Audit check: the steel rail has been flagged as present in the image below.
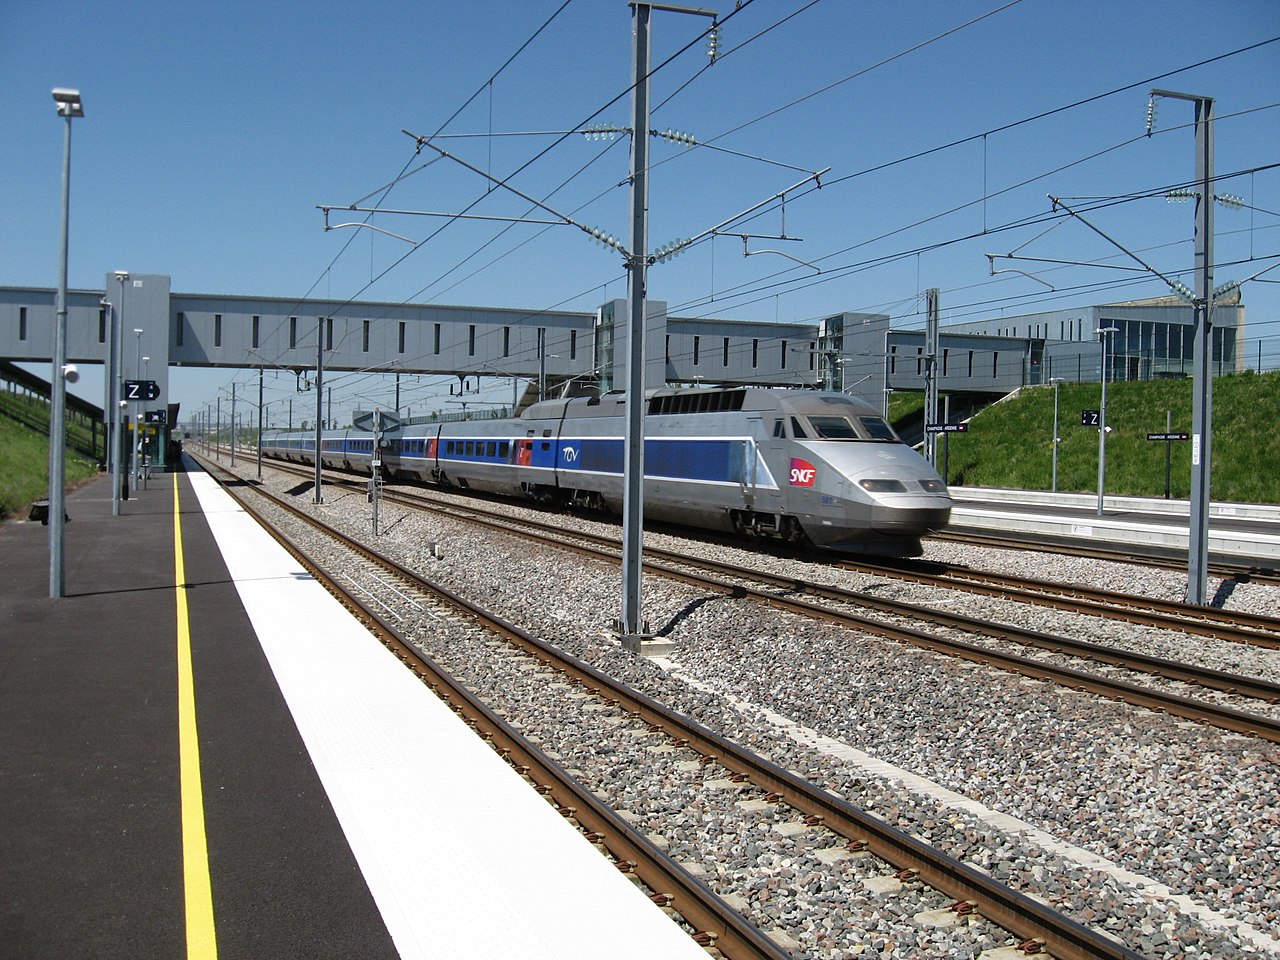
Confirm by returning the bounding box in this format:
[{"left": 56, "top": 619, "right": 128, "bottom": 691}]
[
  {"left": 928, "top": 529, "right": 1280, "bottom": 586},
  {"left": 359, "top": 479, "right": 1280, "bottom": 710},
  {"left": 204, "top": 455, "right": 1148, "bottom": 960},
  {"left": 838, "top": 557, "right": 1280, "bottom": 649},
  {"left": 199, "top": 457, "right": 791, "bottom": 960},
  {"left": 246, "top": 461, "right": 1280, "bottom": 731}
]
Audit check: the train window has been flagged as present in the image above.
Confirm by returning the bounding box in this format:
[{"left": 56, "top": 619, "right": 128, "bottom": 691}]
[
  {"left": 773, "top": 419, "right": 784, "bottom": 438},
  {"left": 542, "top": 429, "right": 553, "bottom": 438},
  {"left": 497, "top": 441, "right": 509, "bottom": 458},
  {"left": 465, "top": 441, "right": 474, "bottom": 456},
  {"left": 856, "top": 417, "right": 897, "bottom": 441},
  {"left": 486, "top": 442, "right": 496, "bottom": 457},
  {"left": 790, "top": 417, "right": 809, "bottom": 439},
  {"left": 808, "top": 416, "right": 858, "bottom": 440},
  {"left": 447, "top": 441, "right": 456, "bottom": 455}
]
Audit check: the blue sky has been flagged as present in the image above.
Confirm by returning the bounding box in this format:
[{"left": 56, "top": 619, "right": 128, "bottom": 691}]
[{"left": 3, "top": 0, "right": 1277, "bottom": 423}]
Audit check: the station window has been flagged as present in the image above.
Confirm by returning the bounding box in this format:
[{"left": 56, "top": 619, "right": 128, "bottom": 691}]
[
  {"left": 214, "top": 314, "right": 222, "bottom": 348},
  {"left": 693, "top": 336, "right": 700, "bottom": 366},
  {"left": 325, "top": 317, "right": 333, "bottom": 350},
  {"left": 723, "top": 337, "right": 730, "bottom": 367},
  {"left": 252, "top": 315, "right": 260, "bottom": 349},
  {"left": 398, "top": 321, "right": 406, "bottom": 354},
  {"left": 289, "top": 317, "right": 297, "bottom": 349},
  {"left": 503, "top": 326, "right": 510, "bottom": 358},
  {"left": 176, "top": 312, "right": 185, "bottom": 347},
  {"left": 570, "top": 330, "right": 577, "bottom": 360},
  {"left": 433, "top": 323, "right": 441, "bottom": 355},
  {"left": 19, "top": 306, "right": 27, "bottom": 341},
  {"left": 98, "top": 306, "right": 106, "bottom": 344},
  {"left": 752, "top": 339, "right": 759, "bottom": 369},
  {"left": 362, "top": 320, "right": 370, "bottom": 353},
  {"left": 780, "top": 340, "right": 788, "bottom": 369},
  {"left": 468, "top": 324, "right": 476, "bottom": 356}
]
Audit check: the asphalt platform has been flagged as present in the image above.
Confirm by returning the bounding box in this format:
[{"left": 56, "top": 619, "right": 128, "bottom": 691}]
[{"left": 0, "top": 466, "right": 397, "bottom": 960}]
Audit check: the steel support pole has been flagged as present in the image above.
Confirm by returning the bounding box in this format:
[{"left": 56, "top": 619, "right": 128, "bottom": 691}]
[
  {"left": 48, "top": 107, "right": 74, "bottom": 598},
  {"left": 1096, "top": 330, "right": 1112, "bottom": 517},
  {"left": 1051, "top": 381, "right": 1061, "bottom": 492},
  {"left": 1187, "top": 96, "right": 1214, "bottom": 605},
  {"left": 257, "top": 366, "right": 264, "bottom": 481},
  {"left": 230, "top": 381, "right": 237, "bottom": 467},
  {"left": 314, "top": 317, "right": 324, "bottom": 503},
  {"left": 109, "top": 281, "right": 122, "bottom": 515},
  {"left": 619, "top": 2, "right": 652, "bottom": 647},
  {"left": 923, "top": 289, "right": 939, "bottom": 464}
]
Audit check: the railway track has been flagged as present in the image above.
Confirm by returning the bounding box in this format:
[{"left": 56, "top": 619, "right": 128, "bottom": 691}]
[
  {"left": 250, "top": 454, "right": 1280, "bottom": 650},
  {"left": 830, "top": 556, "right": 1280, "bottom": 651},
  {"left": 197, "top": 452, "right": 1151, "bottom": 960},
  {"left": 248, "top": 459, "right": 1280, "bottom": 738}
]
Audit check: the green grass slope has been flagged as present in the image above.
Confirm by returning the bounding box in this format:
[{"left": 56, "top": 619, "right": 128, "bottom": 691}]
[
  {"left": 0, "top": 397, "right": 100, "bottom": 520},
  {"left": 925, "top": 370, "right": 1279, "bottom": 503}
]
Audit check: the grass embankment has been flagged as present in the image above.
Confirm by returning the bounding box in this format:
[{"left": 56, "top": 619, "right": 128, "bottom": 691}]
[
  {"left": 0, "top": 393, "right": 100, "bottom": 520},
  {"left": 898, "top": 370, "right": 1279, "bottom": 503}
]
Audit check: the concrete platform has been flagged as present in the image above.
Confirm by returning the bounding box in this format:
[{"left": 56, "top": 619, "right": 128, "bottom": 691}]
[{"left": 945, "top": 487, "right": 1280, "bottom": 566}]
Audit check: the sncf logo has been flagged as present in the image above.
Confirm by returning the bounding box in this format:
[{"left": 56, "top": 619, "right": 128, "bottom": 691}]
[{"left": 789, "top": 458, "right": 817, "bottom": 486}]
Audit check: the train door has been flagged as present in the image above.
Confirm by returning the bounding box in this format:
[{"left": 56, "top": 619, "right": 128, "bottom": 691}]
[
  {"left": 740, "top": 416, "right": 767, "bottom": 510},
  {"left": 756, "top": 416, "right": 786, "bottom": 508}
]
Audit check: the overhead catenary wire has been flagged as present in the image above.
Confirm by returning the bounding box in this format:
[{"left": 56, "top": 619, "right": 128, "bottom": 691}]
[{"left": 212, "top": 14, "right": 1280, "bottom": 414}]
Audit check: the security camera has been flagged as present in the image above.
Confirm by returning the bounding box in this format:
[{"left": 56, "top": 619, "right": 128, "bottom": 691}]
[
  {"left": 118, "top": 400, "right": 128, "bottom": 409},
  {"left": 61, "top": 363, "right": 79, "bottom": 384}
]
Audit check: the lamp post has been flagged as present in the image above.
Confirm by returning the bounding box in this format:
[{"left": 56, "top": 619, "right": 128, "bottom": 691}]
[
  {"left": 1096, "top": 327, "right": 1118, "bottom": 516},
  {"left": 112, "top": 271, "right": 128, "bottom": 507},
  {"left": 133, "top": 328, "right": 143, "bottom": 491},
  {"left": 1049, "top": 377, "right": 1064, "bottom": 492},
  {"left": 48, "top": 87, "right": 83, "bottom": 598}
]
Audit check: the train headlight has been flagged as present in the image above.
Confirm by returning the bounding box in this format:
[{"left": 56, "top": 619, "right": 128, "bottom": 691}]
[
  {"left": 918, "top": 478, "right": 948, "bottom": 493},
  {"left": 858, "top": 478, "right": 907, "bottom": 492}
]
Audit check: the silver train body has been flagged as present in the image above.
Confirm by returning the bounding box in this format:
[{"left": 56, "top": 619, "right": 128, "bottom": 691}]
[{"left": 261, "top": 387, "right": 952, "bottom": 555}]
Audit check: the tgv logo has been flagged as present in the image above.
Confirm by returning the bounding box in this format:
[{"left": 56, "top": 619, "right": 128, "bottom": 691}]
[
  {"left": 561, "top": 445, "right": 580, "bottom": 463},
  {"left": 789, "top": 458, "right": 817, "bottom": 486}
]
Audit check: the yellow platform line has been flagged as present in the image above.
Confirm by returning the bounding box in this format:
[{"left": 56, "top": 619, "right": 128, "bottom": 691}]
[{"left": 174, "top": 473, "right": 218, "bottom": 958}]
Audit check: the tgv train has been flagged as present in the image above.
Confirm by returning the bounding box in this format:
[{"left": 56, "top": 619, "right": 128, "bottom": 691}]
[{"left": 261, "top": 387, "right": 953, "bottom": 555}]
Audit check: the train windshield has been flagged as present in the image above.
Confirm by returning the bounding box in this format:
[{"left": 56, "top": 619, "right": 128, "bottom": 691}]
[{"left": 807, "top": 415, "right": 899, "bottom": 442}]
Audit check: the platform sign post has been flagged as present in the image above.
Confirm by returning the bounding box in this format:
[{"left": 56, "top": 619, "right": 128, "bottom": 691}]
[
  {"left": 1147, "top": 411, "right": 1189, "bottom": 499},
  {"left": 925, "top": 423, "right": 967, "bottom": 485}
]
